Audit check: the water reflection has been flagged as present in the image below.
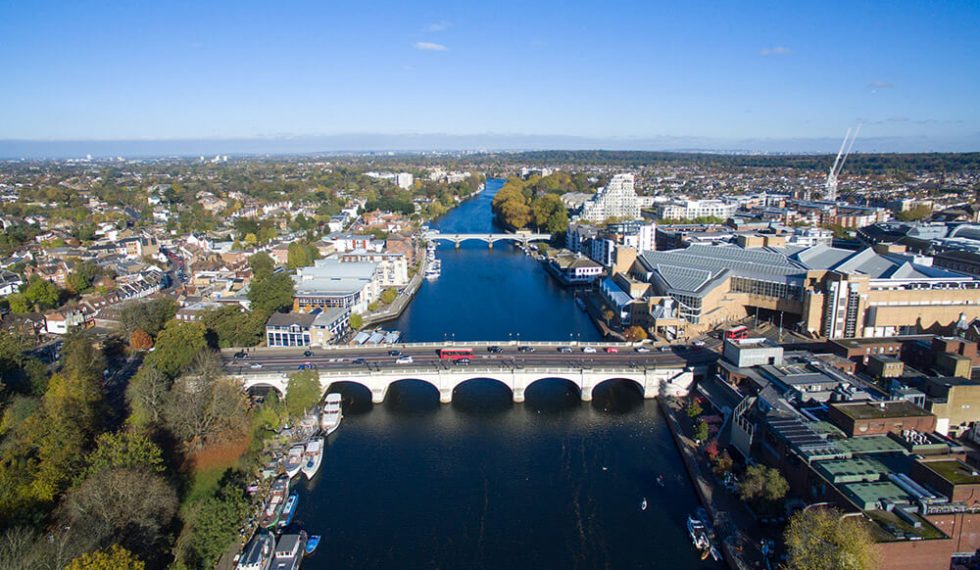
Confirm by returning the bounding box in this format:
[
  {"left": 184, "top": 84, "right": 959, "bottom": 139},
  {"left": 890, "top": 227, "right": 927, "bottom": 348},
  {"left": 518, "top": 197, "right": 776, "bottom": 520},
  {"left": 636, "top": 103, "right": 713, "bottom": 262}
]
[
  {"left": 524, "top": 377, "right": 582, "bottom": 414},
  {"left": 451, "top": 378, "right": 513, "bottom": 415},
  {"left": 590, "top": 379, "right": 646, "bottom": 414},
  {"left": 384, "top": 379, "right": 441, "bottom": 414}
]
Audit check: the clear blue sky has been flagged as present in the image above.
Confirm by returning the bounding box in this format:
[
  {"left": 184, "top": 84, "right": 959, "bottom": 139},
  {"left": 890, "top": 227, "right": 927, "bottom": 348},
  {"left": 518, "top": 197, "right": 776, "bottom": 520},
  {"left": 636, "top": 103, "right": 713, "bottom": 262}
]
[{"left": 1, "top": 0, "right": 978, "bottom": 151}]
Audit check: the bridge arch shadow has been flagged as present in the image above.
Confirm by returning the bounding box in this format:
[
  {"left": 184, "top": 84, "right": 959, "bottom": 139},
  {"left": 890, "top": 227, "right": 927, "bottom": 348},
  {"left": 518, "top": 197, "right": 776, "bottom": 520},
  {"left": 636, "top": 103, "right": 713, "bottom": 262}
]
[
  {"left": 245, "top": 383, "right": 285, "bottom": 403},
  {"left": 385, "top": 378, "right": 441, "bottom": 414},
  {"left": 525, "top": 377, "right": 581, "bottom": 414},
  {"left": 591, "top": 378, "right": 646, "bottom": 414},
  {"left": 325, "top": 381, "right": 374, "bottom": 415},
  {"left": 452, "top": 377, "right": 513, "bottom": 415}
]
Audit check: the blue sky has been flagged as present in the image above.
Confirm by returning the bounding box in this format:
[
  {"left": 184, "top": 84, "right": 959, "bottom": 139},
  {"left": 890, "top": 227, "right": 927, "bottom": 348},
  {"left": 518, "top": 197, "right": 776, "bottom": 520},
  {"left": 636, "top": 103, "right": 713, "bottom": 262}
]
[{"left": 1, "top": 0, "right": 978, "bottom": 152}]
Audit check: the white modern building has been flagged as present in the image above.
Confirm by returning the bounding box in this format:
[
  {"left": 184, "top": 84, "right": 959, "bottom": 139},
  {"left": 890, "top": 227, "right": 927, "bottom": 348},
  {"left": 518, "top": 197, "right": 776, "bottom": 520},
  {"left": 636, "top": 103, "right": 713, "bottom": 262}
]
[
  {"left": 657, "top": 199, "right": 738, "bottom": 221},
  {"left": 579, "top": 174, "right": 641, "bottom": 223}
]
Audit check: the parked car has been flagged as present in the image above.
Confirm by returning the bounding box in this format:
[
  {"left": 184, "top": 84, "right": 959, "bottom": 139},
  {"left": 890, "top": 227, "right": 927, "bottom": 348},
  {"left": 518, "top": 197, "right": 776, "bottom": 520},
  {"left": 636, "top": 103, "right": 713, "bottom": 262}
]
[
  {"left": 605, "top": 347, "right": 619, "bottom": 353},
  {"left": 634, "top": 346, "right": 650, "bottom": 353},
  {"left": 395, "top": 356, "right": 414, "bottom": 364},
  {"left": 582, "top": 346, "right": 597, "bottom": 353}
]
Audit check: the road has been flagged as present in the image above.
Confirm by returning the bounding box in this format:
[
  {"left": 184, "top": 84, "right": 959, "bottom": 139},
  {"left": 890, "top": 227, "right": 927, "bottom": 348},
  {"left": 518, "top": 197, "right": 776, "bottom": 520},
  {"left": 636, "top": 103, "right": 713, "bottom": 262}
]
[{"left": 222, "top": 343, "right": 720, "bottom": 376}]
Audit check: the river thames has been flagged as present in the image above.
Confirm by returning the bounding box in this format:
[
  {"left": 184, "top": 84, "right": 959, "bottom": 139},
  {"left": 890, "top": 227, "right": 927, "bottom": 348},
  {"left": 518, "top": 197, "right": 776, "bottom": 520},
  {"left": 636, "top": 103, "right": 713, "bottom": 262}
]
[{"left": 291, "top": 179, "right": 717, "bottom": 569}]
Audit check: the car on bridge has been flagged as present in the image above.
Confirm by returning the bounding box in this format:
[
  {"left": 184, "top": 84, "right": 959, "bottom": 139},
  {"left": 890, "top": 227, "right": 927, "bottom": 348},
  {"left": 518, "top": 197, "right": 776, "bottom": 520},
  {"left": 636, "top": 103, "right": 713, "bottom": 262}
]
[
  {"left": 388, "top": 349, "right": 402, "bottom": 357},
  {"left": 234, "top": 351, "right": 247, "bottom": 360},
  {"left": 487, "top": 346, "right": 503, "bottom": 353},
  {"left": 605, "top": 347, "right": 619, "bottom": 353},
  {"left": 353, "top": 358, "right": 366, "bottom": 365},
  {"left": 582, "top": 346, "right": 597, "bottom": 353},
  {"left": 455, "top": 358, "right": 470, "bottom": 366},
  {"left": 303, "top": 350, "right": 313, "bottom": 357},
  {"left": 557, "top": 346, "right": 572, "bottom": 353},
  {"left": 395, "top": 356, "right": 414, "bottom": 364},
  {"left": 250, "top": 363, "right": 263, "bottom": 369},
  {"left": 634, "top": 346, "right": 651, "bottom": 353},
  {"left": 518, "top": 346, "right": 535, "bottom": 353}
]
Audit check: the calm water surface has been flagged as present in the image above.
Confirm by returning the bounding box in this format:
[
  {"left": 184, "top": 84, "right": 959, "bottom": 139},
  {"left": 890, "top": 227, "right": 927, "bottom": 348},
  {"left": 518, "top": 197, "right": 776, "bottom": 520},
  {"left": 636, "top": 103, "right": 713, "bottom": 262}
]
[{"left": 292, "top": 180, "right": 716, "bottom": 569}]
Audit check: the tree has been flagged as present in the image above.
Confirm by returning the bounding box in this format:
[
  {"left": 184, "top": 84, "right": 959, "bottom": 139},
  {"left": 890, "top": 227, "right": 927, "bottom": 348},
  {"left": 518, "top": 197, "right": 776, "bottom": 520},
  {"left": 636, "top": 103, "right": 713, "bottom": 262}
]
[
  {"left": 126, "top": 366, "right": 171, "bottom": 429},
  {"left": 129, "top": 329, "right": 153, "bottom": 352},
  {"left": 66, "top": 261, "right": 101, "bottom": 294},
  {"left": 739, "top": 464, "right": 789, "bottom": 503},
  {"left": 120, "top": 298, "right": 177, "bottom": 337},
  {"left": 624, "top": 325, "right": 648, "bottom": 342},
  {"left": 162, "top": 359, "right": 250, "bottom": 450},
  {"left": 349, "top": 313, "right": 363, "bottom": 330},
  {"left": 144, "top": 321, "right": 207, "bottom": 378},
  {"left": 896, "top": 204, "right": 932, "bottom": 222},
  {"left": 693, "top": 419, "right": 709, "bottom": 443},
  {"left": 531, "top": 194, "right": 569, "bottom": 234},
  {"left": 248, "top": 252, "right": 275, "bottom": 281},
  {"left": 65, "top": 544, "right": 145, "bottom": 570},
  {"left": 200, "top": 305, "right": 265, "bottom": 348},
  {"left": 81, "top": 430, "right": 166, "bottom": 479},
  {"left": 784, "top": 507, "right": 878, "bottom": 570},
  {"left": 285, "top": 370, "right": 321, "bottom": 419},
  {"left": 23, "top": 277, "right": 60, "bottom": 311},
  {"left": 185, "top": 482, "right": 250, "bottom": 568},
  {"left": 287, "top": 241, "right": 319, "bottom": 270},
  {"left": 247, "top": 272, "right": 294, "bottom": 315},
  {"left": 6, "top": 293, "right": 30, "bottom": 315},
  {"left": 602, "top": 308, "right": 615, "bottom": 323},
  {"left": 686, "top": 399, "right": 703, "bottom": 418},
  {"left": 61, "top": 468, "right": 177, "bottom": 556},
  {"left": 380, "top": 288, "right": 397, "bottom": 305},
  {"left": 712, "top": 450, "right": 734, "bottom": 476}
]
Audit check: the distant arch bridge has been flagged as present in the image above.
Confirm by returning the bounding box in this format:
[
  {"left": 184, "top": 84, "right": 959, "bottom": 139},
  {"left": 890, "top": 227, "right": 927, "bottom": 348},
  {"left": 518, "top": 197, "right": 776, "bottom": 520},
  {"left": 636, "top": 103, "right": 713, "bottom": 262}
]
[{"left": 423, "top": 231, "right": 552, "bottom": 248}]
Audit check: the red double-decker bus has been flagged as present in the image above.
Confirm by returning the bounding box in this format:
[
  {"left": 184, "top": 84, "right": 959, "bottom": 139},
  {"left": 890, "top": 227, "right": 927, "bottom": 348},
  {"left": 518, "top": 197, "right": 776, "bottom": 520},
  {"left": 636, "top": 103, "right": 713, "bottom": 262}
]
[
  {"left": 438, "top": 348, "right": 474, "bottom": 360},
  {"left": 724, "top": 325, "right": 749, "bottom": 341}
]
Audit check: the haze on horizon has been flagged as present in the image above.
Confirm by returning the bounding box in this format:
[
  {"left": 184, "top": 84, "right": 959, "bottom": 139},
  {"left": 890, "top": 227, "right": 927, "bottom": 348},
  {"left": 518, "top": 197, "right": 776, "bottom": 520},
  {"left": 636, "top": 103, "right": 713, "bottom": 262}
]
[{"left": 1, "top": 0, "right": 978, "bottom": 156}]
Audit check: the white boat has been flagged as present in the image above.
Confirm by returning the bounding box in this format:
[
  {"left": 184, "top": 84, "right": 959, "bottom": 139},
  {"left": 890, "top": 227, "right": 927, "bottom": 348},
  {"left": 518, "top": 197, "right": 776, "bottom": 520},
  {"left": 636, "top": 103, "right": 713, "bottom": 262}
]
[
  {"left": 424, "top": 258, "right": 441, "bottom": 280},
  {"left": 284, "top": 444, "right": 305, "bottom": 480},
  {"left": 687, "top": 513, "right": 721, "bottom": 560},
  {"left": 272, "top": 531, "right": 307, "bottom": 570},
  {"left": 641, "top": 498, "right": 648, "bottom": 511},
  {"left": 301, "top": 437, "right": 324, "bottom": 480},
  {"left": 321, "top": 393, "right": 343, "bottom": 435}
]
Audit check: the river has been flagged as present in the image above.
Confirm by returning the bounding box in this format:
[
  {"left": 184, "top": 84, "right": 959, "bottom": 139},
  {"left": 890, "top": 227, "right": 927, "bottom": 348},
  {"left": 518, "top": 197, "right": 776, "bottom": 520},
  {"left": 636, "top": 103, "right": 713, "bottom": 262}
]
[{"left": 291, "top": 179, "right": 715, "bottom": 569}]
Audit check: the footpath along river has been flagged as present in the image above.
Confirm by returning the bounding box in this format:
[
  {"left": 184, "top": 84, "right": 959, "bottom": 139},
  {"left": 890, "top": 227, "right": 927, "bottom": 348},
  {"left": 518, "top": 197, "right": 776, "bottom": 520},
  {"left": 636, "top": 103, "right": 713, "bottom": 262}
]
[{"left": 289, "top": 178, "right": 717, "bottom": 569}]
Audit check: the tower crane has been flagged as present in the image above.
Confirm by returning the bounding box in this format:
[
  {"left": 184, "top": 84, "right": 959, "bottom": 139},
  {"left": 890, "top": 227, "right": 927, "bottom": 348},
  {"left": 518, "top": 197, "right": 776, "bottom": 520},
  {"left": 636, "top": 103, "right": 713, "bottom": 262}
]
[{"left": 825, "top": 124, "right": 861, "bottom": 201}]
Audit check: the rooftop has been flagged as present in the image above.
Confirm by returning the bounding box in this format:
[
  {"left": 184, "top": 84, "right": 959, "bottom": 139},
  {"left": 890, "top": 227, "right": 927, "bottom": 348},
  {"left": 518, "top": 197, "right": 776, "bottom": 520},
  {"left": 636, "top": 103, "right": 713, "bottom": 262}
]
[
  {"left": 831, "top": 400, "right": 932, "bottom": 420},
  {"left": 920, "top": 460, "right": 980, "bottom": 485}
]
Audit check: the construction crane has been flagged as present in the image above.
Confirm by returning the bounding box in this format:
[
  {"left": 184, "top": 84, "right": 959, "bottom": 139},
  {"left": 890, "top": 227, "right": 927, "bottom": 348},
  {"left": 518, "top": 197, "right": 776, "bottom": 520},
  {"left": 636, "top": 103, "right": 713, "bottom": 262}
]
[{"left": 824, "top": 124, "right": 861, "bottom": 202}]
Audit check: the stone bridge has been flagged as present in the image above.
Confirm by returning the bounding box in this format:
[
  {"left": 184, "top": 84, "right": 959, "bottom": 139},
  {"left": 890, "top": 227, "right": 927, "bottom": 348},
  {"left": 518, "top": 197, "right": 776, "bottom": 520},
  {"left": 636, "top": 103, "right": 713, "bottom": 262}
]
[{"left": 423, "top": 232, "right": 552, "bottom": 249}]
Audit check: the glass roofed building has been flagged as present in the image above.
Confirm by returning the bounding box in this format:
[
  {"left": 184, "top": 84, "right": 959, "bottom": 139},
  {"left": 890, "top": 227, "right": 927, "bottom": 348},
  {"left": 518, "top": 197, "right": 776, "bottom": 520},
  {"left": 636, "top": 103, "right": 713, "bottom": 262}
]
[{"left": 631, "top": 243, "right": 980, "bottom": 339}]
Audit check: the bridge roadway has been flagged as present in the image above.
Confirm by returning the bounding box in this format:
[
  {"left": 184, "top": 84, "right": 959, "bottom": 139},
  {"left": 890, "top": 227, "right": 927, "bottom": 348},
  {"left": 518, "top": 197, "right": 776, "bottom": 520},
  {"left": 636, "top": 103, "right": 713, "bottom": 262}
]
[
  {"left": 423, "top": 231, "right": 551, "bottom": 248},
  {"left": 224, "top": 342, "right": 718, "bottom": 404}
]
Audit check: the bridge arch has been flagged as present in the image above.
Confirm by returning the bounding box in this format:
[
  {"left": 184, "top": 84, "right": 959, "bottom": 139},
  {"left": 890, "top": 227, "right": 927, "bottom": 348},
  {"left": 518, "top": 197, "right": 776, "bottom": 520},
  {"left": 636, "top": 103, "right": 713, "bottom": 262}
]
[
  {"left": 244, "top": 382, "right": 285, "bottom": 401},
  {"left": 324, "top": 380, "right": 374, "bottom": 414},
  {"left": 385, "top": 378, "right": 442, "bottom": 411},
  {"left": 451, "top": 377, "right": 513, "bottom": 413},
  {"left": 524, "top": 377, "right": 582, "bottom": 411},
  {"left": 590, "top": 377, "right": 647, "bottom": 413}
]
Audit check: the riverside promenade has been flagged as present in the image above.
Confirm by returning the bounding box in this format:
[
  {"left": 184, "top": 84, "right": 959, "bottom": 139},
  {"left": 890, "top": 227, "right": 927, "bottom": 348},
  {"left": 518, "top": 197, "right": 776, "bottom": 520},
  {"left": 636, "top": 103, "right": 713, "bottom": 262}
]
[{"left": 659, "top": 398, "right": 765, "bottom": 569}]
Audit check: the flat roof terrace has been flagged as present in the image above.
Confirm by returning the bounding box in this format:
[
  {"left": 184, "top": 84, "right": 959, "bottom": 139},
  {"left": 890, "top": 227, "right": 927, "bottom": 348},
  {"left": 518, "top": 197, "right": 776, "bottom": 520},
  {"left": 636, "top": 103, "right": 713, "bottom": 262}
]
[
  {"left": 920, "top": 460, "right": 980, "bottom": 486},
  {"left": 831, "top": 400, "right": 933, "bottom": 421}
]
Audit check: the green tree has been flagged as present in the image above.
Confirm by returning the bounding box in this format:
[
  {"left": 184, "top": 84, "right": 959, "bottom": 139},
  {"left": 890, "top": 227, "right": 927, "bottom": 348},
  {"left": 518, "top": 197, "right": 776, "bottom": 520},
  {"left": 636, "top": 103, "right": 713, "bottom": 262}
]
[
  {"left": 144, "top": 321, "right": 207, "bottom": 378},
  {"left": 65, "top": 544, "right": 145, "bottom": 570},
  {"left": 248, "top": 252, "right": 275, "bottom": 280},
  {"left": 119, "top": 298, "right": 177, "bottom": 337},
  {"left": 531, "top": 193, "right": 569, "bottom": 234},
  {"left": 6, "top": 292, "right": 30, "bottom": 314},
  {"left": 22, "top": 277, "right": 60, "bottom": 311},
  {"left": 81, "top": 430, "right": 166, "bottom": 479},
  {"left": 247, "top": 272, "right": 295, "bottom": 315},
  {"left": 125, "top": 367, "right": 171, "bottom": 428},
  {"left": 895, "top": 204, "right": 932, "bottom": 222},
  {"left": 285, "top": 370, "right": 321, "bottom": 419},
  {"left": 186, "top": 482, "right": 250, "bottom": 568},
  {"left": 784, "top": 507, "right": 878, "bottom": 570},
  {"left": 162, "top": 356, "right": 250, "bottom": 450},
  {"left": 380, "top": 288, "right": 397, "bottom": 305},
  {"left": 693, "top": 419, "right": 709, "bottom": 442},
  {"left": 739, "top": 464, "right": 789, "bottom": 503},
  {"left": 349, "top": 313, "right": 363, "bottom": 330},
  {"left": 287, "top": 241, "right": 319, "bottom": 270},
  {"left": 686, "top": 399, "right": 703, "bottom": 418},
  {"left": 66, "top": 261, "right": 101, "bottom": 294}
]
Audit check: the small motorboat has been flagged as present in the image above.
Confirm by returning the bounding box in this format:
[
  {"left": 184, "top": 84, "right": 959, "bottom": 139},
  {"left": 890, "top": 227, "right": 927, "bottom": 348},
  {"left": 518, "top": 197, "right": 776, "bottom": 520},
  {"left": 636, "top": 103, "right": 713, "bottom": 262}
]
[
  {"left": 641, "top": 498, "right": 648, "bottom": 511},
  {"left": 305, "top": 535, "right": 321, "bottom": 556},
  {"left": 657, "top": 474, "right": 665, "bottom": 487},
  {"left": 302, "top": 437, "right": 324, "bottom": 480},
  {"left": 321, "top": 393, "right": 343, "bottom": 435},
  {"left": 258, "top": 475, "right": 290, "bottom": 529}
]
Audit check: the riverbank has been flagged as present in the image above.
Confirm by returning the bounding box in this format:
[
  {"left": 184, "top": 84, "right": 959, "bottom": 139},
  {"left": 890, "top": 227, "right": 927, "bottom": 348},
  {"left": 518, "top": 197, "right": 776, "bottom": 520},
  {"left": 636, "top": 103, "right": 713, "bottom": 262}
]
[{"left": 659, "top": 398, "right": 763, "bottom": 569}]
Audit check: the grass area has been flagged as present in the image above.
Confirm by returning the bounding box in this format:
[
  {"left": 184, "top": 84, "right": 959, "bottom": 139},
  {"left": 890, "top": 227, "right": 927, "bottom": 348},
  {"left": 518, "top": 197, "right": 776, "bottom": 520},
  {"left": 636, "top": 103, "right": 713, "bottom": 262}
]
[
  {"left": 832, "top": 400, "right": 931, "bottom": 420},
  {"left": 866, "top": 509, "right": 947, "bottom": 541},
  {"left": 922, "top": 460, "right": 980, "bottom": 485},
  {"left": 182, "top": 435, "right": 251, "bottom": 506}
]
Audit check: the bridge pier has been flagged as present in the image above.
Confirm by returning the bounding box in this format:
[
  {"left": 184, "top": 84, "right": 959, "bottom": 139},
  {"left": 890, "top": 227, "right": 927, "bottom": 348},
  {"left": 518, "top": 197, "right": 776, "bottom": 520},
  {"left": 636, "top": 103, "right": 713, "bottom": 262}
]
[
  {"left": 488, "top": 240, "right": 493, "bottom": 249},
  {"left": 371, "top": 386, "right": 388, "bottom": 404},
  {"left": 512, "top": 387, "right": 525, "bottom": 403},
  {"left": 580, "top": 385, "right": 593, "bottom": 402},
  {"left": 439, "top": 388, "right": 453, "bottom": 404},
  {"left": 454, "top": 239, "right": 461, "bottom": 249}
]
